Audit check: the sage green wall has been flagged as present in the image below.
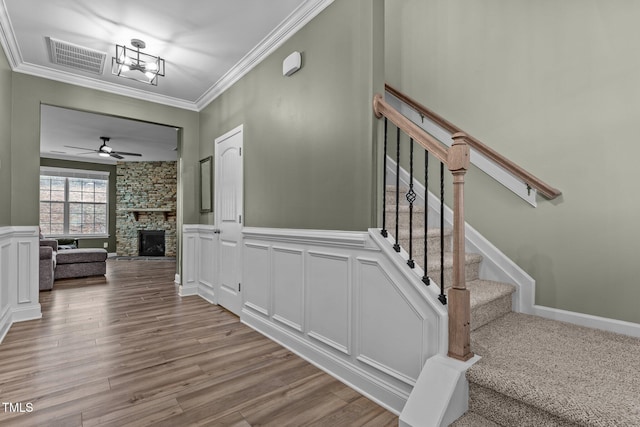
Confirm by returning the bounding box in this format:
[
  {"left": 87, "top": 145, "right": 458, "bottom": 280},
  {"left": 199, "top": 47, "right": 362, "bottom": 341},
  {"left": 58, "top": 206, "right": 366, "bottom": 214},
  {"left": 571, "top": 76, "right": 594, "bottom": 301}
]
[
  {"left": 0, "top": 47, "right": 11, "bottom": 225},
  {"left": 39, "top": 158, "right": 117, "bottom": 252},
  {"left": 199, "top": 0, "right": 384, "bottom": 230},
  {"left": 386, "top": 0, "right": 640, "bottom": 324}
]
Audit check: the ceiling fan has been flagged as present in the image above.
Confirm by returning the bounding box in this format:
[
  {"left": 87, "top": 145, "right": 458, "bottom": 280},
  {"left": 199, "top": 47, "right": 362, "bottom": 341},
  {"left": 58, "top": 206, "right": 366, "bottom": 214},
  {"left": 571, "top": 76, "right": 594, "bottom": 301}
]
[{"left": 65, "top": 136, "right": 143, "bottom": 160}]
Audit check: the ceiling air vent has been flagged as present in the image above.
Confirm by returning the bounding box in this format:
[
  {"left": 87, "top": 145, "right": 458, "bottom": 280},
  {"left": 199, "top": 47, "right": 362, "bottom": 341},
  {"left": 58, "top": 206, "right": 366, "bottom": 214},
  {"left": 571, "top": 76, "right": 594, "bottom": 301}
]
[{"left": 46, "top": 37, "right": 106, "bottom": 75}]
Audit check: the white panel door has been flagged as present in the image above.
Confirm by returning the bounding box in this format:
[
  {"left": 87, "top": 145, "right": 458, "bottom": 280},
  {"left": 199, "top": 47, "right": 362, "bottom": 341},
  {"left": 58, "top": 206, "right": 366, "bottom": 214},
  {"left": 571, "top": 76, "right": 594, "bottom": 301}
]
[{"left": 215, "top": 125, "right": 243, "bottom": 316}]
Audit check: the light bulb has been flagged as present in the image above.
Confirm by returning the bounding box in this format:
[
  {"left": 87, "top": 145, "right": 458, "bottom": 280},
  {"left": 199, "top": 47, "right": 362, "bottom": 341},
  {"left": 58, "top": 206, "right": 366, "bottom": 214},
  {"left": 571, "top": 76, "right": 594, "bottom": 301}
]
[
  {"left": 98, "top": 152, "right": 110, "bottom": 158},
  {"left": 145, "top": 62, "right": 158, "bottom": 72}
]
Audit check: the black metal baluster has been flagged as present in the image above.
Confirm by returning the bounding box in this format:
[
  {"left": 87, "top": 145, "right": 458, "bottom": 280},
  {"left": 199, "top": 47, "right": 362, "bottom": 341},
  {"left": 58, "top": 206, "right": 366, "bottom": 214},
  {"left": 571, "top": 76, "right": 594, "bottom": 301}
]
[
  {"left": 439, "top": 162, "right": 447, "bottom": 305},
  {"left": 422, "top": 151, "right": 430, "bottom": 285},
  {"left": 407, "top": 138, "right": 416, "bottom": 268},
  {"left": 381, "top": 118, "right": 388, "bottom": 238},
  {"left": 393, "top": 127, "right": 401, "bottom": 253}
]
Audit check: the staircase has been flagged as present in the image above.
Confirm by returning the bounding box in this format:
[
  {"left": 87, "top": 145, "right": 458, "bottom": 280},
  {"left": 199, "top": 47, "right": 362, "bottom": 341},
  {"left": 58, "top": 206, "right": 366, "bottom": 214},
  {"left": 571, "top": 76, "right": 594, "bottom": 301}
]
[
  {"left": 385, "top": 186, "right": 515, "bottom": 332},
  {"left": 386, "top": 186, "right": 640, "bottom": 427}
]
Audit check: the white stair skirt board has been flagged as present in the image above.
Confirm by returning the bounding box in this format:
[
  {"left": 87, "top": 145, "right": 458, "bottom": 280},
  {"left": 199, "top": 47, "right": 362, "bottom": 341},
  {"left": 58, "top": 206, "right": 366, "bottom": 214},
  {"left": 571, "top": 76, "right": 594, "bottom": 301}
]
[
  {"left": 385, "top": 90, "right": 538, "bottom": 207},
  {"left": 386, "top": 158, "right": 640, "bottom": 338},
  {"left": 0, "top": 226, "right": 43, "bottom": 344}
]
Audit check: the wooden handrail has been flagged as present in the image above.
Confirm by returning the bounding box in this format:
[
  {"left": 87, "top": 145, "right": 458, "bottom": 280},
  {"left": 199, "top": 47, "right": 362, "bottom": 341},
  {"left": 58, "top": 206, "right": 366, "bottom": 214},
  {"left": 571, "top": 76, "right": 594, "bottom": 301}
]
[
  {"left": 385, "top": 84, "right": 562, "bottom": 200},
  {"left": 373, "top": 94, "right": 448, "bottom": 165}
]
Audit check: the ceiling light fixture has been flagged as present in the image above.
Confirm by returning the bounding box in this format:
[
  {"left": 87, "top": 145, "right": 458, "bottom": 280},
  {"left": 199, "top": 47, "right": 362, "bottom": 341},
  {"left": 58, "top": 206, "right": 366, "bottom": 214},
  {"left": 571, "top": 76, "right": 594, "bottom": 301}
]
[{"left": 112, "top": 39, "right": 165, "bottom": 86}]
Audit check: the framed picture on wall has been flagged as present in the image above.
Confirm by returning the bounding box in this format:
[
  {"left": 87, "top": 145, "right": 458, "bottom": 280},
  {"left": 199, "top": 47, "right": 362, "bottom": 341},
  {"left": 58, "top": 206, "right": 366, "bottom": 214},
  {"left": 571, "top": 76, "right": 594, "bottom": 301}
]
[{"left": 200, "top": 156, "right": 212, "bottom": 213}]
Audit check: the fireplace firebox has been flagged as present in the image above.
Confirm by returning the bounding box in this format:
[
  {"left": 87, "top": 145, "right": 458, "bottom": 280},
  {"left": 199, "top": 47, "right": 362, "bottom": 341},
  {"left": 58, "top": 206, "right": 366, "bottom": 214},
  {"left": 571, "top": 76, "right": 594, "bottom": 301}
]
[{"left": 138, "top": 230, "right": 165, "bottom": 257}]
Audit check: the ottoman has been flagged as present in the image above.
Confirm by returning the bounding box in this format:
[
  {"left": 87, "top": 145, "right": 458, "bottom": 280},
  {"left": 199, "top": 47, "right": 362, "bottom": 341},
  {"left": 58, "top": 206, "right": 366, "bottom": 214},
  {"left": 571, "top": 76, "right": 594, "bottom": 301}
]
[{"left": 54, "top": 248, "right": 108, "bottom": 280}]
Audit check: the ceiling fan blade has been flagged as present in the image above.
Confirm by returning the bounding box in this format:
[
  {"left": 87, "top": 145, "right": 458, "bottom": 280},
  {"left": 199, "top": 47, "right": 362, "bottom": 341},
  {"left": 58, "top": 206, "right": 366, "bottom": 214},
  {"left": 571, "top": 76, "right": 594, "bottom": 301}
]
[
  {"left": 64, "top": 145, "right": 97, "bottom": 152},
  {"left": 113, "top": 151, "right": 142, "bottom": 157},
  {"left": 110, "top": 153, "right": 124, "bottom": 160}
]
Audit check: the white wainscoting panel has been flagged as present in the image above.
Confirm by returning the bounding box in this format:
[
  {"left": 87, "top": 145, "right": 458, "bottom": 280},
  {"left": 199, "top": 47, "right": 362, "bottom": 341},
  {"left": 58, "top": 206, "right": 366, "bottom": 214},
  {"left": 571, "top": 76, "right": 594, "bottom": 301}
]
[
  {"left": 307, "top": 251, "right": 351, "bottom": 355},
  {"left": 181, "top": 225, "right": 217, "bottom": 299},
  {"left": 240, "top": 227, "right": 448, "bottom": 414},
  {"left": 17, "top": 241, "right": 32, "bottom": 304},
  {"left": 243, "top": 243, "right": 270, "bottom": 316},
  {"left": 0, "top": 227, "right": 42, "bottom": 343},
  {"left": 272, "top": 246, "right": 304, "bottom": 331},
  {"left": 199, "top": 235, "right": 215, "bottom": 288},
  {"left": 357, "top": 258, "right": 425, "bottom": 386},
  {"left": 0, "top": 240, "right": 12, "bottom": 342}
]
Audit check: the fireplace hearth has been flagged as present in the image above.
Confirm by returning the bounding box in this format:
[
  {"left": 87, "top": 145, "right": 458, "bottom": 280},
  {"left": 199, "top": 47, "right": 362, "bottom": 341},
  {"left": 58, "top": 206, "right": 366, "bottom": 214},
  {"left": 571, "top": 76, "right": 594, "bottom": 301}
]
[{"left": 139, "top": 230, "right": 165, "bottom": 257}]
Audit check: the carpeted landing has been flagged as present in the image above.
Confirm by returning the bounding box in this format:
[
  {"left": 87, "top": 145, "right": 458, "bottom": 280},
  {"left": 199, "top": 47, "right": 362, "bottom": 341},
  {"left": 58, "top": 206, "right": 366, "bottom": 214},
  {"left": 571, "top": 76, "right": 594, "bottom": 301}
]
[{"left": 452, "top": 312, "right": 640, "bottom": 426}]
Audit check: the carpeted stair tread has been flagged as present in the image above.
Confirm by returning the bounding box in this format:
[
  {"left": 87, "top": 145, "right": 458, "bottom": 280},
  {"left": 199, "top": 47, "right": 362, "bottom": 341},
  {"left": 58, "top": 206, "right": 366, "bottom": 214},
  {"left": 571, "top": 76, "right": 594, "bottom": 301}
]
[
  {"left": 449, "top": 411, "right": 501, "bottom": 427},
  {"left": 467, "top": 312, "right": 640, "bottom": 426}
]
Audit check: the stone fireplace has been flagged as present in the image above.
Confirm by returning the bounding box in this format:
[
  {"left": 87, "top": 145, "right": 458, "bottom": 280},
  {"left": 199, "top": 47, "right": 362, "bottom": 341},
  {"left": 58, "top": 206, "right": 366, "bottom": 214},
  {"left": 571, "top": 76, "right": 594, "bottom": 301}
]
[{"left": 116, "top": 161, "right": 177, "bottom": 257}]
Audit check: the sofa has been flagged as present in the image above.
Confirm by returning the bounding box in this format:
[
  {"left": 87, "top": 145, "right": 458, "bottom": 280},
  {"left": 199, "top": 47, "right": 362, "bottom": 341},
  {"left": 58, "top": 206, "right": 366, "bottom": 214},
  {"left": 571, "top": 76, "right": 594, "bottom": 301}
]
[{"left": 39, "top": 239, "right": 108, "bottom": 291}]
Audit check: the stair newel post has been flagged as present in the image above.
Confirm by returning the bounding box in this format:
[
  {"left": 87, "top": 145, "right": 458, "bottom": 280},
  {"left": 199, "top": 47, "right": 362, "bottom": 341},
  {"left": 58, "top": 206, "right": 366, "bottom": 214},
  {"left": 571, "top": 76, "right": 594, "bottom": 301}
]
[
  {"left": 381, "top": 118, "right": 388, "bottom": 238},
  {"left": 407, "top": 138, "right": 416, "bottom": 268},
  {"left": 393, "top": 127, "right": 401, "bottom": 253},
  {"left": 447, "top": 132, "right": 473, "bottom": 362}
]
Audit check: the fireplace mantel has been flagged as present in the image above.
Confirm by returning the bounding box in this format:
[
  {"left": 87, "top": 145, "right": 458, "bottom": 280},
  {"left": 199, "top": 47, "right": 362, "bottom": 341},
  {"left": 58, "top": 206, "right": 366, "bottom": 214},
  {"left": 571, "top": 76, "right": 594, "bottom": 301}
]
[{"left": 122, "top": 208, "right": 173, "bottom": 221}]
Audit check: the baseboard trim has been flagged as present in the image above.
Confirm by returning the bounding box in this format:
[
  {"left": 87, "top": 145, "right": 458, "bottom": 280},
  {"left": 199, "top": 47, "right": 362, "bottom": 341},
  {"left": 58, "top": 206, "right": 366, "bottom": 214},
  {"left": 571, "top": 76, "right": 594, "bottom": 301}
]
[
  {"left": 242, "top": 308, "right": 407, "bottom": 415},
  {"left": 178, "top": 283, "right": 198, "bottom": 297},
  {"left": 11, "top": 304, "right": 42, "bottom": 323},
  {"left": 533, "top": 305, "right": 640, "bottom": 338},
  {"left": 197, "top": 284, "right": 217, "bottom": 305}
]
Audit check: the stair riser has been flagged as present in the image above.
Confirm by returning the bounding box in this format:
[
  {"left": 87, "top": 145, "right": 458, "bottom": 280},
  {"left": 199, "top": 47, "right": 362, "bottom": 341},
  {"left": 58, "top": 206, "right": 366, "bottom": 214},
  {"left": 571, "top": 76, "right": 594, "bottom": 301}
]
[
  {"left": 468, "top": 383, "right": 575, "bottom": 427},
  {"left": 423, "top": 258, "right": 481, "bottom": 289},
  {"left": 385, "top": 193, "right": 414, "bottom": 206},
  {"left": 385, "top": 213, "right": 426, "bottom": 230},
  {"left": 397, "top": 236, "right": 451, "bottom": 256},
  {"left": 470, "top": 294, "right": 512, "bottom": 331}
]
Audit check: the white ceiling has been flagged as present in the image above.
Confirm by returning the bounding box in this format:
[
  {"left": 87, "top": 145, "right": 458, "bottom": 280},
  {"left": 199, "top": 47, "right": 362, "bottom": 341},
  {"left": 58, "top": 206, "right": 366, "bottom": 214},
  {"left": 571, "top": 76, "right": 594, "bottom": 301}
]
[
  {"left": 0, "top": 0, "right": 333, "bottom": 163},
  {"left": 40, "top": 105, "right": 179, "bottom": 164}
]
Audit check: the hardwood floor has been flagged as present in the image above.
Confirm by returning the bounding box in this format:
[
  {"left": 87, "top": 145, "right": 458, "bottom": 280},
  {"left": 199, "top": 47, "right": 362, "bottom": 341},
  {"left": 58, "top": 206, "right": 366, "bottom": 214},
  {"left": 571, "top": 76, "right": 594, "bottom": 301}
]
[{"left": 0, "top": 259, "right": 398, "bottom": 426}]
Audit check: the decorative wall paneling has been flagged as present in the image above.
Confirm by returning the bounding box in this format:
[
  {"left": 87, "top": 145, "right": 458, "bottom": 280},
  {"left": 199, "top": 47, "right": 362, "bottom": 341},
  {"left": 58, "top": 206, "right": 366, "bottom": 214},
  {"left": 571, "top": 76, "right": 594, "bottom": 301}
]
[
  {"left": 240, "top": 227, "right": 447, "bottom": 414},
  {"left": 182, "top": 224, "right": 448, "bottom": 413},
  {"left": 0, "top": 226, "right": 42, "bottom": 343}
]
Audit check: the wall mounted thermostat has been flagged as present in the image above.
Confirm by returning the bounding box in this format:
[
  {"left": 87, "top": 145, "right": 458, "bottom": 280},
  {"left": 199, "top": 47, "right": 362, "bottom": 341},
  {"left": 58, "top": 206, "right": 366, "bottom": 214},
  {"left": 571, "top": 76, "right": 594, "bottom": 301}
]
[{"left": 283, "top": 51, "right": 302, "bottom": 77}]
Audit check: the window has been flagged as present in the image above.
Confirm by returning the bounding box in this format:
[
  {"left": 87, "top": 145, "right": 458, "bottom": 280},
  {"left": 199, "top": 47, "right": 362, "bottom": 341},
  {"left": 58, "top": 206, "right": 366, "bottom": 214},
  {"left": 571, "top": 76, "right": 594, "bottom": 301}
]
[{"left": 39, "top": 167, "right": 109, "bottom": 237}]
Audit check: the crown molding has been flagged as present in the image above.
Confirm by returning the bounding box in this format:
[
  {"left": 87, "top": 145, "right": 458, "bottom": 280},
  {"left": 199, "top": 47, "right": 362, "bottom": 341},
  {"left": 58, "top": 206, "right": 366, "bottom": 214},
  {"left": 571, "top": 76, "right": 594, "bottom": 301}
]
[
  {"left": 0, "top": 0, "right": 334, "bottom": 112},
  {"left": 13, "top": 61, "right": 200, "bottom": 111},
  {"left": 194, "top": 0, "right": 335, "bottom": 111},
  {"left": 0, "top": 0, "right": 21, "bottom": 68}
]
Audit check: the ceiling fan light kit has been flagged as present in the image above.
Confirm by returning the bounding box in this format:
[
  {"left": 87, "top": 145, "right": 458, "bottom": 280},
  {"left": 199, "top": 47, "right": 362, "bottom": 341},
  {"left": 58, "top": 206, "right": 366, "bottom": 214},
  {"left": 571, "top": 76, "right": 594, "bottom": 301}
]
[{"left": 112, "top": 39, "right": 165, "bottom": 86}]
